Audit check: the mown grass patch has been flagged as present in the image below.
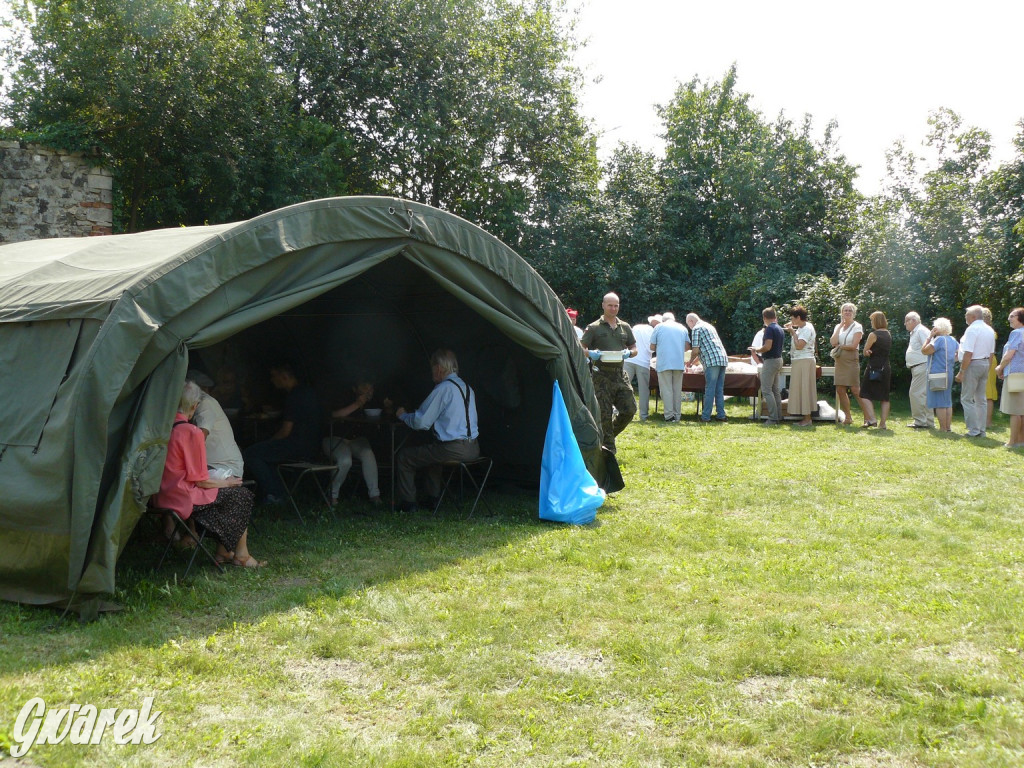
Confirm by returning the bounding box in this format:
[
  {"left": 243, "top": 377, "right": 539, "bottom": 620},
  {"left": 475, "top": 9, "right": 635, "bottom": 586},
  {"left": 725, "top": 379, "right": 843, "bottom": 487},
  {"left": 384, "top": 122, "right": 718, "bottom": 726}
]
[{"left": 2, "top": 399, "right": 1024, "bottom": 766}]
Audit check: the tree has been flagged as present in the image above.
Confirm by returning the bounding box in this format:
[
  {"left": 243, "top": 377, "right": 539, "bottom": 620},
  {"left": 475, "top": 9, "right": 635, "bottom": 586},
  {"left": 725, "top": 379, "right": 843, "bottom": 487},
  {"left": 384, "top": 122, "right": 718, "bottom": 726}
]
[
  {"left": 3, "top": 0, "right": 298, "bottom": 231},
  {"left": 599, "top": 145, "right": 667, "bottom": 314},
  {"left": 832, "top": 108, "right": 999, "bottom": 364},
  {"left": 3, "top": 0, "right": 600, "bottom": 253},
  {"left": 267, "top": 0, "right": 600, "bottom": 252},
  {"left": 527, "top": 144, "right": 672, "bottom": 323},
  {"left": 657, "top": 66, "right": 860, "bottom": 349},
  {"left": 805, "top": 109, "right": 1024, "bottom": 389},
  {"left": 965, "top": 125, "right": 1024, "bottom": 319}
]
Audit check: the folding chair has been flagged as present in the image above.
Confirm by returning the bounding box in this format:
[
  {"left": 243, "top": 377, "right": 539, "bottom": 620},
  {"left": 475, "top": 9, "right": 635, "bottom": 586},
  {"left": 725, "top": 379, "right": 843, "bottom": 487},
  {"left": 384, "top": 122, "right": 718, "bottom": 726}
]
[
  {"left": 276, "top": 462, "right": 338, "bottom": 523},
  {"left": 150, "top": 506, "right": 225, "bottom": 577},
  {"left": 432, "top": 456, "right": 494, "bottom": 518}
]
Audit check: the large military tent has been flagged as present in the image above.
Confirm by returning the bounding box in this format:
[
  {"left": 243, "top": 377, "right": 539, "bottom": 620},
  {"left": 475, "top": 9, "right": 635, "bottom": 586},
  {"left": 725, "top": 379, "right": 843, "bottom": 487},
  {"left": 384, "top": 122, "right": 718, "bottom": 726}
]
[{"left": 0, "top": 196, "right": 609, "bottom": 609}]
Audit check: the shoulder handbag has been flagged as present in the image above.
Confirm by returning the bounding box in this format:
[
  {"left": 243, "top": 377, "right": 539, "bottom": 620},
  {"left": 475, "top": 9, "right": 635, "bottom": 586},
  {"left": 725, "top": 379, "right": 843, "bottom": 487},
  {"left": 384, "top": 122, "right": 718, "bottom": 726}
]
[
  {"left": 1007, "top": 372, "right": 1024, "bottom": 393},
  {"left": 868, "top": 367, "right": 883, "bottom": 381},
  {"left": 927, "top": 337, "right": 949, "bottom": 390},
  {"left": 831, "top": 324, "right": 853, "bottom": 360}
]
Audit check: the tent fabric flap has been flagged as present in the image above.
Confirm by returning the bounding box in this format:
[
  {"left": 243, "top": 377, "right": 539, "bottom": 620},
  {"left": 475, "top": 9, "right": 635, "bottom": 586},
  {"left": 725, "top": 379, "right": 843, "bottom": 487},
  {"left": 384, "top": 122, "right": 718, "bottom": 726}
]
[{"left": 0, "top": 319, "right": 82, "bottom": 447}]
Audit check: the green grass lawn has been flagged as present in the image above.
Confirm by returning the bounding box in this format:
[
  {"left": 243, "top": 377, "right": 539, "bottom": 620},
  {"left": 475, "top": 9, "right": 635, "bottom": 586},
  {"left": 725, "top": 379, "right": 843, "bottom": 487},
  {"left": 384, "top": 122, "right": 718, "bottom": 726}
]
[{"left": 3, "top": 396, "right": 1024, "bottom": 767}]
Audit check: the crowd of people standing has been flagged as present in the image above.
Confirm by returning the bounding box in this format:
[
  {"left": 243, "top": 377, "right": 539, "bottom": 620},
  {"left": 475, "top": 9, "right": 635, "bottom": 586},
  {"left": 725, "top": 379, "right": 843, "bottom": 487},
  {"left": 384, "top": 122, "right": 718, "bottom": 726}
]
[{"left": 575, "top": 293, "right": 1024, "bottom": 451}]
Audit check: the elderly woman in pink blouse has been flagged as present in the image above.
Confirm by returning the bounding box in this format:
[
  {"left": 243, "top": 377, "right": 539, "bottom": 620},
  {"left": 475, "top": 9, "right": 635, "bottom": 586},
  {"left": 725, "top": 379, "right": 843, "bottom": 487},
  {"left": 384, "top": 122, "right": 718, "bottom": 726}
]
[{"left": 155, "top": 380, "right": 265, "bottom": 568}]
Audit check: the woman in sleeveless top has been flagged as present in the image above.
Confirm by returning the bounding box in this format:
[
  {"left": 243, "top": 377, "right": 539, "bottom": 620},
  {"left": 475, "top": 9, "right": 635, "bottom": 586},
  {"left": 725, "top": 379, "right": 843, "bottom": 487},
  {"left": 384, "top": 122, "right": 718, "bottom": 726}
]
[
  {"left": 829, "top": 302, "right": 868, "bottom": 425},
  {"left": 923, "top": 317, "right": 959, "bottom": 432},
  {"left": 860, "top": 311, "right": 893, "bottom": 428}
]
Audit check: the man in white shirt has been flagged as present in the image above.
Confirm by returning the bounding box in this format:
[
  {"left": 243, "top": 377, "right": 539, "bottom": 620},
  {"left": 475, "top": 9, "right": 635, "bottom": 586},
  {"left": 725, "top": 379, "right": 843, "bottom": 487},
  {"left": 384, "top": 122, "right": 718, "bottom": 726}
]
[
  {"left": 749, "top": 328, "right": 765, "bottom": 366},
  {"left": 625, "top": 313, "right": 661, "bottom": 420},
  {"left": 904, "top": 312, "right": 934, "bottom": 428},
  {"left": 395, "top": 349, "right": 480, "bottom": 512},
  {"left": 649, "top": 312, "right": 689, "bottom": 422},
  {"left": 955, "top": 305, "right": 997, "bottom": 437}
]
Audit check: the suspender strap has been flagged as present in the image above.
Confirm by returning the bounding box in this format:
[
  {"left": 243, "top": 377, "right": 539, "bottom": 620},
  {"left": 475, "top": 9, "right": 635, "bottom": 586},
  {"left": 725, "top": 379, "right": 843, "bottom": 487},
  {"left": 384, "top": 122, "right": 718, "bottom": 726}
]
[{"left": 444, "top": 379, "right": 473, "bottom": 439}]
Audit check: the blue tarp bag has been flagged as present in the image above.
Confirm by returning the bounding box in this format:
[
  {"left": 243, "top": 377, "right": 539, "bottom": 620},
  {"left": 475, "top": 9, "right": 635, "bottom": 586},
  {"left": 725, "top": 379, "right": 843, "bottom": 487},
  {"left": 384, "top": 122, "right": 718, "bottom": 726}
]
[{"left": 539, "top": 381, "right": 605, "bottom": 524}]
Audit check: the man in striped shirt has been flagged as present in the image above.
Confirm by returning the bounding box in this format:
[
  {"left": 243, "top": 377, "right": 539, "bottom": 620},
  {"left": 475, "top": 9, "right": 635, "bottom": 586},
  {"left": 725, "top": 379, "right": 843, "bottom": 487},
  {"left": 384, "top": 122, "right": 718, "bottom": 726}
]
[{"left": 686, "top": 313, "right": 729, "bottom": 423}]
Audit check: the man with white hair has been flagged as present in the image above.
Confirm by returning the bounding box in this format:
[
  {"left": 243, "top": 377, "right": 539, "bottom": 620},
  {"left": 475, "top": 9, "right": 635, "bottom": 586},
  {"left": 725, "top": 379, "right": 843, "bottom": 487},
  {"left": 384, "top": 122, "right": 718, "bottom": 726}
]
[
  {"left": 955, "top": 305, "right": 997, "bottom": 437},
  {"left": 685, "top": 313, "right": 729, "bottom": 422},
  {"left": 904, "top": 312, "right": 933, "bottom": 428},
  {"left": 581, "top": 292, "right": 638, "bottom": 453},
  {"left": 649, "top": 312, "right": 689, "bottom": 422},
  {"left": 395, "top": 349, "right": 479, "bottom": 512},
  {"left": 625, "top": 313, "right": 661, "bottom": 420}
]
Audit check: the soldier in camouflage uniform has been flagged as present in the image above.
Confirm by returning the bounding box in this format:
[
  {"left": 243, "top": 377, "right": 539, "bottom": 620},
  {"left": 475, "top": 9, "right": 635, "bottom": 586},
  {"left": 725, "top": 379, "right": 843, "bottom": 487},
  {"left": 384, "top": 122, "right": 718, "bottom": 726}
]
[{"left": 581, "top": 293, "right": 638, "bottom": 453}]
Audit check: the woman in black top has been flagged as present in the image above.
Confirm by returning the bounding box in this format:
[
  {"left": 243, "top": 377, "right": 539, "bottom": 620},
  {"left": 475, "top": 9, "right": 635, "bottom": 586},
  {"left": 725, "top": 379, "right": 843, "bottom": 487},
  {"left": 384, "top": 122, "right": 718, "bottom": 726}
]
[{"left": 860, "top": 311, "right": 893, "bottom": 428}]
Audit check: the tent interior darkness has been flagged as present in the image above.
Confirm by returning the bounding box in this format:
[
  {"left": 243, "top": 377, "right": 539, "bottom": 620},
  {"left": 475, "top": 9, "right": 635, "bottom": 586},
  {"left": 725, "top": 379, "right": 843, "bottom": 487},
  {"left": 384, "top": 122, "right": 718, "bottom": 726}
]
[{"left": 193, "top": 255, "right": 554, "bottom": 484}]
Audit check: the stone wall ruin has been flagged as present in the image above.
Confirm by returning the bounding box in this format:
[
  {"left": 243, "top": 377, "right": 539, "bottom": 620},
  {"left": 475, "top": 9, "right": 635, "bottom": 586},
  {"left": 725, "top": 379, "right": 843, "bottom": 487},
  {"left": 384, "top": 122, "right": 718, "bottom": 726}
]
[{"left": 0, "top": 141, "right": 113, "bottom": 243}]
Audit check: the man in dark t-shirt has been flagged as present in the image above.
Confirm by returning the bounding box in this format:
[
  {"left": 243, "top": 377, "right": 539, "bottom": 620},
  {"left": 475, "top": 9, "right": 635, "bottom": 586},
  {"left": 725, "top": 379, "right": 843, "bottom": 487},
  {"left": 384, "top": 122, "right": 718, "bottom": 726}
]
[
  {"left": 751, "top": 307, "right": 785, "bottom": 425},
  {"left": 243, "top": 363, "right": 321, "bottom": 504}
]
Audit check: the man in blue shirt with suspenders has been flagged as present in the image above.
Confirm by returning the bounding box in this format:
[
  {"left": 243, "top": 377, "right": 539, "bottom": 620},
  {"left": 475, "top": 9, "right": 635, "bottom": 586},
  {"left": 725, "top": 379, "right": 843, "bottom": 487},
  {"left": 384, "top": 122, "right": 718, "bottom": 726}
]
[{"left": 395, "top": 349, "right": 480, "bottom": 512}]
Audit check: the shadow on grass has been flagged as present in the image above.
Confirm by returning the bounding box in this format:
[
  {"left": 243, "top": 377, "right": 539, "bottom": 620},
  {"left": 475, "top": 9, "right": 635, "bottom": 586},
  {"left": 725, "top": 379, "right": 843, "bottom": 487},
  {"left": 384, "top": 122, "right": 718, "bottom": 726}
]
[
  {"left": 0, "top": 485, "right": 555, "bottom": 672},
  {"left": 965, "top": 435, "right": 1006, "bottom": 449},
  {"left": 926, "top": 430, "right": 1005, "bottom": 449}
]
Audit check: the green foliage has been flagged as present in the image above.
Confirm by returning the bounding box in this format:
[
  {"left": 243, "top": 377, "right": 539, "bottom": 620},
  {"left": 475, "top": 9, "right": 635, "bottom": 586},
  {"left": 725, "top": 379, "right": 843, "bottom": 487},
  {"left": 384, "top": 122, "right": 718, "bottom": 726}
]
[
  {"left": 968, "top": 128, "right": 1024, "bottom": 317},
  {"left": 532, "top": 144, "right": 665, "bottom": 320},
  {"left": 4, "top": 0, "right": 296, "bottom": 231},
  {"left": 532, "top": 68, "right": 864, "bottom": 330},
  {"left": 655, "top": 66, "right": 860, "bottom": 348},
  {"left": 2, "top": 0, "right": 600, "bottom": 242},
  {"left": 267, "top": 0, "right": 599, "bottom": 250},
  {"left": 598, "top": 145, "right": 668, "bottom": 311}
]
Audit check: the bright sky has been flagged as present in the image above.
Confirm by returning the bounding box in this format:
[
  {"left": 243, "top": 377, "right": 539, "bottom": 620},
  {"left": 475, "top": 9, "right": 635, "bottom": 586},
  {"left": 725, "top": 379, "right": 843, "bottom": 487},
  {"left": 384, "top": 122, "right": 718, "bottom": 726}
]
[{"left": 572, "top": 0, "right": 1024, "bottom": 194}]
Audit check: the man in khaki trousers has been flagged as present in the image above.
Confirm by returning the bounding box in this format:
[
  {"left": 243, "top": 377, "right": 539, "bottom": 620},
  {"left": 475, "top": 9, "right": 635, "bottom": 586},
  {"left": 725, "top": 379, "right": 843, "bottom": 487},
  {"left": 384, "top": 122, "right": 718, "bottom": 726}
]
[{"left": 904, "top": 312, "right": 933, "bottom": 428}]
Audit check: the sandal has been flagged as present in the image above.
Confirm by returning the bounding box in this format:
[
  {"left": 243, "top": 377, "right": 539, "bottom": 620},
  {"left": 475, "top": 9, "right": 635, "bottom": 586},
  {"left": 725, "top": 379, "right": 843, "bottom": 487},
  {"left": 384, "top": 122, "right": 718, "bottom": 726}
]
[
  {"left": 861, "top": 421, "right": 877, "bottom": 428},
  {"left": 231, "top": 555, "right": 266, "bottom": 568}
]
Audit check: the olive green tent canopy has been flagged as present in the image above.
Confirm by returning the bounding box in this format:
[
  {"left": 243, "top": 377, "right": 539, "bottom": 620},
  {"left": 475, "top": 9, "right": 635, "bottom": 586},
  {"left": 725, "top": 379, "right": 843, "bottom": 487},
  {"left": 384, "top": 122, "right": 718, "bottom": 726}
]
[{"left": 0, "top": 196, "right": 607, "bottom": 608}]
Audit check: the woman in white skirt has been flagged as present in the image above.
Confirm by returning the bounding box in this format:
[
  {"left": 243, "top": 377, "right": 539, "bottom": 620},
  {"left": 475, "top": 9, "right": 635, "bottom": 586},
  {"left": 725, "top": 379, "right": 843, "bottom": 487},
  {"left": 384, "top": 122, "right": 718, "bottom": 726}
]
[
  {"left": 785, "top": 305, "right": 816, "bottom": 427},
  {"left": 995, "top": 307, "right": 1024, "bottom": 448}
]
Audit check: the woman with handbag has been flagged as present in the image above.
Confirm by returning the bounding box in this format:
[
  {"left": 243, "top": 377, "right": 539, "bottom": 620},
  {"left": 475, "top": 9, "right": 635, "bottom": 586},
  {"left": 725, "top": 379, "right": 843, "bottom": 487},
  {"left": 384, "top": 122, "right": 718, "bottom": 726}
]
[
  {"left": 922, "top": 317, "right": 959, "bottom": 432},
  {"left": 859, "top": 311, "right": 892, "bottom": 428},
  {"left": 995, "top": 307, "right": 1024, "bottom": 448},
  {"left": 829, "top": 302, "right": 868, "bottom": 425}
]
